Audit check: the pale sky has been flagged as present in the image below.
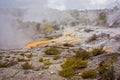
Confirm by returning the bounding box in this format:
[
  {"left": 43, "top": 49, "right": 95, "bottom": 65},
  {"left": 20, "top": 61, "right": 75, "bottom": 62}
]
[{"left": 0, "top": 0, "right": 120, "bottom": 10}]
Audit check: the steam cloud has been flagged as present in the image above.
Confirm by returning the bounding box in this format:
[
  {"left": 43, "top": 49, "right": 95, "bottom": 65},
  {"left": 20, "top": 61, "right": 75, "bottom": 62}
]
[{"left": 0, "top": 9, "right": 30, "bottom": 49}]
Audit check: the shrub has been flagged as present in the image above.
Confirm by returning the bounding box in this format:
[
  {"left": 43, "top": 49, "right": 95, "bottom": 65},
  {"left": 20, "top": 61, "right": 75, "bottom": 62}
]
[
  {"left": 61, "top": 57, "right": 88, "bottom": 69},
  {"left": 59, "top": 67, "right": 74, "bottom": 78},
  {"left": 53, "top": 55, "right": 61, "bottom": 60},
  {"left": 81, "top": 69, "right": 97, "bottom": 79},
  {"left": 44, "top": 61, "right": 52, "bottom": 65},
  {"left": 75, "top": 50, "right": 91, "bottom": 60},
  {"left": 43, "top": 24, "right": 54, "bottom": 33},
  {"left": 0, "top": 61, "right": 8, "bottom": 68},
  {"left": 61, "top": 57, "right": 76, "bottom": 69},
  {"left": 18, "top": 57, "right": 26, "bottom": 62},
  {"left": 21, "top": 62, "right": 33, "bottom": 69},
  {"left": 0, "top": 61, "right": 17, "bottom": 68},
  {"left": 45, "top": 47, "right": 59, "bottom": 55},
  {"left": 87, "top": 34, "right": 97, "bottom": 42},
  {"left": 91, "top": 47, "right": 106, "bottom": 56},
  {"left": 72, "top": 59, "right": 88, "bottom": 69},
  {"left": 39, "top": 57, "right": 44, "bottom": 62},
  {"left": 98, "top": 12, "right": 106, "bottom": 23}
]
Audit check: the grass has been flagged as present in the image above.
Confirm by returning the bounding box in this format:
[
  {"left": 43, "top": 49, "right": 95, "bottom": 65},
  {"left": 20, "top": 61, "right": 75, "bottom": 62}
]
[
  {"left": 90, "top": 47, "right": 106, "bottom": 56},
  {"left": 61, "top": 57, "right": 76, "bottom": 69},
  {"left": 45, "top": 47, "right": 59, "bottom": 55},
  {"left": 60, "top": 56, "right": 88, "bottom": 78},
  {"left": 39, "top": 57, "right": 44, "bottom": 62},
  {"left": 81, "top": 69, "right": 97, "bottom": 79},
  {"left": 59, "top": 67, "right": 74, "bottom": 78},
  {"left": 21, "top": 62, "right": 33, "bottom": 69},
  {"left": 0, "top": 61, "right": 17, "bottom": 68},
  {"left": 0, "top": 61, "right": 9, "bottom": 68},
  {"left": 72, "top": 59, "right": 88, "bottom": 69},
  {"left": 43, "top": 24, "right": 55, "bottom": 33},
  {"left": 98, "top": 12, "right": 106, "bottom": 23},
  {"left": 18, "top": 57, "right": 26, "bottom": 62},
  {"left": 44, "top": 61, "right": 53, "bottom": 65},
  {"left": 75, "top": 50, "right": 91, "bottom": 60}
]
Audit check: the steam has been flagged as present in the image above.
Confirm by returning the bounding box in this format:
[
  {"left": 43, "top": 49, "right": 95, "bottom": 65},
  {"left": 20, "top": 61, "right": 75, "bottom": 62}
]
[
  {"left": 107, "top": 9, "right": 120, "bottom": 26},
  {"left": 0, "top": 9, "right": 29, "bottom": 49}
]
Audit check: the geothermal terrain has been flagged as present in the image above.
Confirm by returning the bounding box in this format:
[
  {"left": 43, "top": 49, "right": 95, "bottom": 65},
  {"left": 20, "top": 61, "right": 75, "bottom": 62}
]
[{"left": 0, "top": 7, "right": 120, "bottom": 80}]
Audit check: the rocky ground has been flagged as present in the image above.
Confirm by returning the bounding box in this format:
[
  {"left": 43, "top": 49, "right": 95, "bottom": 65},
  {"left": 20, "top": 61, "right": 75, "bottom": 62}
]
[{"left": 0, "top": 25, "right": 120, "bottom": 80}]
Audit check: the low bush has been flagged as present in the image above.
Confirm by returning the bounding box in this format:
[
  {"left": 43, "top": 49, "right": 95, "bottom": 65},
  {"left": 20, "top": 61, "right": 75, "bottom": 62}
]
[
  {"left": 21, "top": 62, "right": 33, "bottom": 69},
  {"left": 75, "top": 50, "right": 91, "bottom": 60},
  {"left": 72, "top": 59, "right": 88, "bottom": 69},
  {"left": 90, "top": 47, "right": 106, "bottom": 56},
  {"left": 61, "top": 57, "right": 88, "bottom": 69},
  {"left": 59, "top": 67, "right": 74, "bottom": 78},
  {"left": 18, "top": 57, "right": 26, "bottom": 62},
  {"left": 44, "top": 61, "right": 52, "bottom": 65},
  {"left": 45, "top": 47, "right": 59, "bottom": 55},
  {"left": 39, "top": 57, "right": 44, "bottom": 62},
  {"left": 61, "top": 57, "right": 76, "bottom": 69},
  {"left": 81, "top": 69, "right": 97, "bottom": 79},
  {"left": 0, "top": 61, "right": 9, "bottom": 68}
]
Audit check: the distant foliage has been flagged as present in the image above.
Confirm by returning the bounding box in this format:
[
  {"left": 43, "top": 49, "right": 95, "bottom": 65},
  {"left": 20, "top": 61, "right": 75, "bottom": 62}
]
[{"left": 99, "top": 12, "right": 107, "bottom": 23}]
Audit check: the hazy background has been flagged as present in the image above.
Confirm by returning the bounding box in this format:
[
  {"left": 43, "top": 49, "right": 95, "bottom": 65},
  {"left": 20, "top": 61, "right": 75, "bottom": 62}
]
[{"left": 0, "top": 0, "right": 120, "bottom": 49}]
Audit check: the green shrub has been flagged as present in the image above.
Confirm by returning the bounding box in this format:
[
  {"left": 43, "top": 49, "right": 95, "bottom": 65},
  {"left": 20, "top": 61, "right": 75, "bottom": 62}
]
[
  {"left": 0, "top": 61, "right": 8, "bottom": 68},
  {"left": 21, "top": 62, "right": 33, "bottom": 69},
  {"left": 61, "top": 57, "right": 76, "bottom": 69},
  {"left": 81, "top": 69, "right": 97, "bottom": 79},
  {"left": 98, "top": 12, "right": 106, "bottom": 23},
  {"left": 61, "top": 57, "right": 88, "bottom": 69},
  {"left": 44, "top": 61, "right": 52, "bottom": 65},
  {"left": 75, "top": 50, "right": 91, "bottom": 60},
  {"left": 45, "top": 47, "right": 59, "bottom": 55},
  {"left": 91, "top": 47, "right": 106, "bottom": 56},
  {"left": 59, "top": 67, "right": 74, "bottom": 78},
  {"left": 72, "top": 59, "right": 88, "bottom": 69},
  {"left": 18, "top": 57, "right": 26, "bottom": 62},
  {"left": 39, "top": 57, "right": 44, "bottom": 62}
]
